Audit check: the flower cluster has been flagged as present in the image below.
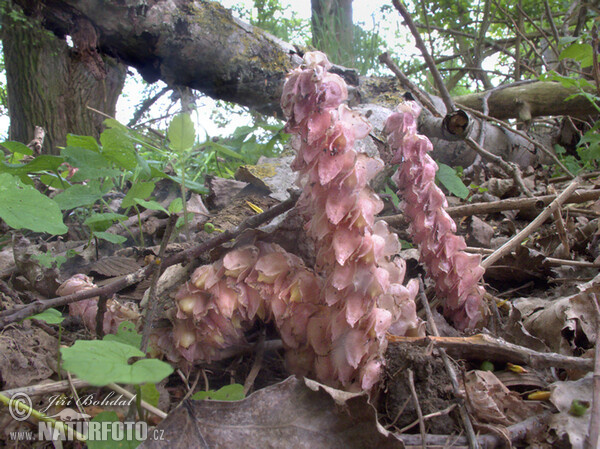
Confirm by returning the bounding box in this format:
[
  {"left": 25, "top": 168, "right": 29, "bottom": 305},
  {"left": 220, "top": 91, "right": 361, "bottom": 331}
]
[
  {"left": 154, "top": 52, "right": 421, "bottom": 391},
  {"left": 385, "top": 102, "right": 486, "bottom": 330},
  {"left": 282, "top": 52, "right": 422, "bottom": 388},
  {"left": 56, "top": 274, "right": 140, "bottom": 334}
]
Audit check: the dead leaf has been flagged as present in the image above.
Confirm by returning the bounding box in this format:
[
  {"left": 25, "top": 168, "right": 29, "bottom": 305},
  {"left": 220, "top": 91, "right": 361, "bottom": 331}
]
[
  {"left": 547, "top": 374, "right": 593, "bottom": 449},
  {"left": 90, "top": 256, "right": 141, "bottom": 277},
  {"left": 138, "top": 376, "right": 403, "bottom": 449},
  {"left": 463, "top": 370, "right": 543, "bottom": 426}
]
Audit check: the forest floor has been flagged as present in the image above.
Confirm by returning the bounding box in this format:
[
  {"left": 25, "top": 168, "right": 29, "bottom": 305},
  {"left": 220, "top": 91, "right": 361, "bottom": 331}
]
[{"left": 0, "top": 158, "right": 598, "bottom": 449}]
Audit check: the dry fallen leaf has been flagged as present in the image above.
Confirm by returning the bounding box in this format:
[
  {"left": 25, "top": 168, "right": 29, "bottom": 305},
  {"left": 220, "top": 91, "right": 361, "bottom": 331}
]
[{"left": 138, "top": 376, "right": 403, "bottom": 449}]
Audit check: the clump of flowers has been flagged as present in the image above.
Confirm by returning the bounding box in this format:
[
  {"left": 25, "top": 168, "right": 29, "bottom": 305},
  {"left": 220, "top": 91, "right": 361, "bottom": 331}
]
[
  {"left": 154, "top": 52, "right": 422, "bottom": 391},
  {"left": 57, "top": 274, "right": 140, "bottom": 334},
  {"left": 384, "top": 102, "right": 486, "bottom": 330}
]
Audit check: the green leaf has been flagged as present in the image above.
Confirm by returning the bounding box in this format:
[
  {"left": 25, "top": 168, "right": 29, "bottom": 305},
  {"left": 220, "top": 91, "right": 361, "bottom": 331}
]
[
  {"left": 0, "top": 141, "right": 33, "bottom": 155},
  {"left": 26, "top": 308, "right": 64, "bottom": 325},
  {"left": 60, "top": 340, "right": 173, "bottom": 386},
  {"left": 0, "top": 173, "right": 67, "bottom": 234},
  {"left": 384, "top": 185, "right": 399, "bottom": 208},
  {"left": 32, "top": 252, "right": 67, "bottom": 269},
  {"left": 134, "top": 198, "right": 169, "bottom": 215},
  {"left": 168, "top": 198, "right": 183, "bottom": 214},
  {"left": 191, "top": 384, "right": 245, "bottom": 401},
  {"left": 62, "top": 146, "right": 120, "bottom": 180},
  {"left": 0, "top": 155, "right": 65, "bottom": 175},
  {"left": 436, "top": 163, "right": 469, "bottom": 199},
  {"left": 87, "top": 411, "right": 141, "bottom": 449},
  {"left": 121, "top": 182, "right": 156, "bottom": 209},
  {"left": 559, "top": 43, "right": 593, "bottom": 68},
  {"left": 53, "top": 183, "right": 104, "bottom": 210},
  {"left": 39, "top": 173, "right": 68, "bottom": 189},
  {"left": 205, "top": 141, "right": 246, "bottom": 160},
  {"left": 66, "top": 134, "right": 100, "bottom": 153},
  {"left": 101, "top": 127, "right": 137, "bottom": 170},
  {"left": 168, "top": 113, "right": 196, "bottom": 153},
  {"left": 84, "top": 212, "right": 128, "bottom": 231},
  {"left": 103, "top": 321, "right": 142, "bottom": 348},
  {"left": 140, "top": 383, "right": 160, "bottom": 408},
  {"left": 93, "top": 231, "right": 127, "bottom": 244}
]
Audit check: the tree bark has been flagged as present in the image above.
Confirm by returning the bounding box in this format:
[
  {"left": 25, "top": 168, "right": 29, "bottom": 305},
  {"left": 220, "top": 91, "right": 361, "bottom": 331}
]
[
  {"left": 311, "top": 0, "right": 354, "bottom": 67},
  {"left": 453, "top": 81, "right": 598, "bottom": 121},
  {"left": 12, "top": 0, "right": 302, "bottom": 119},
  {"left": 2, "top": 3, "right": 125, "bottom": 154},
  {"left": 11, "top": 0, "right": 598, "bottom": 123}
]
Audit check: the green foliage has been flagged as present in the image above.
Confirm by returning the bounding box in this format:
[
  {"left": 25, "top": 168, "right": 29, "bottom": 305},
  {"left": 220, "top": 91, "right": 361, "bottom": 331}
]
[
  {"left": 60, "top": 340, "right": 173, "bottom": 386},
  {"left": 191, "top": 384, "right": 245, "bottom": 401},
  {"left": 87, "top": 411, "right": 141, "bottom": 449},
  {"left": 436, "top": 163, "right": 469, "bottom": 199},
  {"left": 103, "top": 321, "right": 142, "bottom": 348},
  {"left": 26, "top": 308, "right": 65, "bottom": 325},
  {"left": 0, "top": 173, "right": 67, "bottom": 234},
  {"left": 139, "top": 383, "right": 160, "bottom": 408},
  {"left": 32, "top": 252, "right": 67, "bottom": 269}
]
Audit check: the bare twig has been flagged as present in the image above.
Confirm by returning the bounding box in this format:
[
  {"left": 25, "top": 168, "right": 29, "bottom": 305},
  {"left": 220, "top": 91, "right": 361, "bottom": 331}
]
[
  {"left": 417, "top": 279, "right": 480, "bottom": 449},
  {"left": 108, "top": 382, "right": 167, "bottom": 419},
  {"left": 140, "top": 214, "right": 178, "bottom": 353},
  {"left": 243, "top": 331, "right": 265, "bottom": 396},
  {"left": 95, "top": 295, "right": 109, "bottom": 339},
  {"left": 481, "top": 178, "right": 580, "bottom": 268},
  {"left": 379, "top": 52, "right": 441, "bottom": 117},
  {"left": 407, "top": 368, "right": 427, "bottom": 449},
  {"left": 388, "top": 334, "right": 593, "bottom": 372},
  {"left": 391, "top": 0, "right": 455, "bottom": 112},
  {"left": 0, "top": 192, "right": 300, "bottom": 329},
  {"left": 456, "top": 103, "right": 574, "bottom": 177}
]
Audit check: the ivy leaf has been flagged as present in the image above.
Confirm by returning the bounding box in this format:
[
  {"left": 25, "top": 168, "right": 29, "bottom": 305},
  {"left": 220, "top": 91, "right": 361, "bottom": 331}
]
[
  {"left": 140, "top": 383, "right": 160, "bottom": 408},
  {"left": 0, "top": 141, "right": 33, "bottom": 156},
  {"left": 93, "top": 231, "right": 127, "bottom": 244},
  {"left": 168, "top": 198, "right": 183, "bottom": 214},
  {"left": 62, "top": 146, "right": 120, "bottom": 181},
  {"left": 60, "top": 340, "right": 173, "bottom": 386},
  {"left": 84, "top": 212, "right": 128, "bottom": 232},
  {"left": 103, "top": 321, "right": 142, "bottom": 348},
  {"left": 134, "top": 198, "right": 169, "bottom": 215},
  {"left": 191, "top": 384, "right": 245, "bottom": 401},
  {"left": 121, "top": 181, "right": 156, "bottom": 208},
  {"left": 26, "top": 308, "right": 64, "bottom": 325},
  {"left": 66, "top": 134, "right": 101, "bottom": 153},
  {"left": 168, "top": 113, "right": 196, "bottom": 153},
  {"left": 0, "top": 173, "right": 67, "bottom": 234},
  {"left": 0, "top": 155, "right": 65, "bottom": 175},
  {"left": 101, "top": 127, "right": 137, "bottom": 170},
  {"left": 436, "top": 163, "right": 469, "bottom": 199},
  {"left": 54, "top": 183, "right": 104, "bottom": 210}
]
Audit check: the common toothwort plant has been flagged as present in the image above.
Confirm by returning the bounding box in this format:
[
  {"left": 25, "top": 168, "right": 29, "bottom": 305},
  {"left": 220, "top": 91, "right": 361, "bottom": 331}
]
[
  {"left": 385, "top": 102, "right": 486, "bottom": 330},
  {"left": 151, "top": 52, "right": 422, "bottom": 391}
]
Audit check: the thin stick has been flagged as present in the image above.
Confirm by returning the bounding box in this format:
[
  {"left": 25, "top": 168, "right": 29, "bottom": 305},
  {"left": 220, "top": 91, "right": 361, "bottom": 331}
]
[
  {"left": 243, "top": 332, "right": 265, "bottom": 396},
  {"left": 140, "top": 214, "right": 177, "bottom": 353},
  {"left": 0, "top": 191, "right": 300, "bottom": 328},
  {"left": 585, "top": 293, "right": 600, "bottom": 449},
  {"left": 417, "top": 279, "right": 480, "bottom": 449},
  {"left": 391, "top": 0, "right": 455, "bottom": 113},
  {"left": 95, "top": 295, "right": 108, "bottom": 339},
  {"left": 482, "top": 178, "right": 580, "bottom": 268},
  {"left": 407, "top": 368, "right": 427, "bottom": 449},
  {"left": 397, "top": 404, "right": 457, "bottom": 434},
  {"left": 379, "top": 52, "right": 442, "bottom": 117},
  {"left": 107, "top": 383, "right": 167, "bottom": 419},
  {"left": 388, "top": 334, "right": 593, "bottom": 372},
  {"left": 465, "top": 246, "right": 599, "bottom": 268}
]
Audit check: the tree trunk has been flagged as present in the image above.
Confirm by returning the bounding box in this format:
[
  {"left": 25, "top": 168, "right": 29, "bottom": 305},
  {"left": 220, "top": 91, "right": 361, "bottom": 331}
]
[
  {"left": 453, "top": 81, "right": 598, "bottom": 121},
  {"left": 2, "top": 3, "right": 126, "bottom": 154},
  {"left": 311, "top": 0, "right": 354, "bottom": 67}
]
